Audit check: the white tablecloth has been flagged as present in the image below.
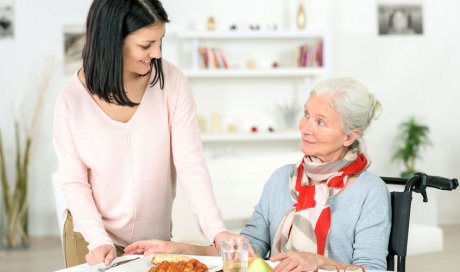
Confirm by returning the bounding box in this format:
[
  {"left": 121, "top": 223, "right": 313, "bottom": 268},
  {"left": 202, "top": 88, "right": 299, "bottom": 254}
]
[{"left": 55, "top": 254, "right": 391, "bottom": 272}]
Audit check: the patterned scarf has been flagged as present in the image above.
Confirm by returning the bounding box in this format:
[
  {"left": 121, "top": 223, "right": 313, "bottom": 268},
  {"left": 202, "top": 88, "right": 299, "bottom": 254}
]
[{"left": 273, "top": 149, "right": 370, "bottom": 256}]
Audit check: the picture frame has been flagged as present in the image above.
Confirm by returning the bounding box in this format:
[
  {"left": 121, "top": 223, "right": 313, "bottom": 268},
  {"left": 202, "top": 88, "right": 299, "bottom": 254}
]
[
  {"left": 378, "top": 2, "right": 423, "bottom": 35},
  {"left": 0, "top": 0, "right": 14, "bottom": 39},
  {"left": 63, "top": 25, "right": 85, "bottom": 74}
]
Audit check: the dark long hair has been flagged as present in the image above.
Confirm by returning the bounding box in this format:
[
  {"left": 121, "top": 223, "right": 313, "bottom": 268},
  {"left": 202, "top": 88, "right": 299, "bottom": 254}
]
[{"left": 82, "top": 0, "right": 169, "bottom": 106}]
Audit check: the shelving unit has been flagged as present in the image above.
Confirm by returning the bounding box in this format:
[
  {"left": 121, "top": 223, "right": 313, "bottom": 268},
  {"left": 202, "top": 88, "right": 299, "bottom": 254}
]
[
  {"left": 175, "top": 29, "right": 329, "bottom": 155},
  {"left": 176, "top": 29, "right": 330, "bottom": 75},
  {"left": 177, "top": 29, "right": 328, "bottom": 39},
  {"left": 184, "top": 67, "right": 325, "bottom": 78},
  {"left": 201, "top": 130, "right": 299, "bottom": 143}
]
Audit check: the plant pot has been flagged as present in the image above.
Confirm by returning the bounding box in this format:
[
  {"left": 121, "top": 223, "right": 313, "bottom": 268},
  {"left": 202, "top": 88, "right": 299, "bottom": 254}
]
[{"left": 400, "top": 171, "right": 415, "bottom": 179}]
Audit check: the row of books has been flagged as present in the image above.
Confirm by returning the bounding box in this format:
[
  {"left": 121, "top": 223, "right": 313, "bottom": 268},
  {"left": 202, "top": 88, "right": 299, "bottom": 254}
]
[
  {"left": 295, "top": 40, "right": 323, "bottom": 67},
  {"left": 198, "top": 47, "right": 229, "bottom": 69},
  {"left": 197, "top": 40, "right": 324, "bottom": 69}
]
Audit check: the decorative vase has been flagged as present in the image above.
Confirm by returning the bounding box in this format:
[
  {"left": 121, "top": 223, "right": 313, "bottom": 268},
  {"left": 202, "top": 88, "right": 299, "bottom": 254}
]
[
  {"left": 296, "top": 0, "right": 306, "bottom": 29},
  {"left": 0, "top": 125, "right": 31, "bottom": 249},
  {"left": 0, "top": 59, "right": 55, "bottom": 250}
]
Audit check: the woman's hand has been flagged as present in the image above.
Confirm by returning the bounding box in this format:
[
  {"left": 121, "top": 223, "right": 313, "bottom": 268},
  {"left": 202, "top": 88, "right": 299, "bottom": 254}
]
[
  {"left": 124, "top": 239, "right": 217, "bottom": 256},
  {"left": 270, "top": 251, "right": 322, "bottom": 272},
  {"left": 124, "top": 240, "right": 178, "bottom": 255},
  {"left": 85, "top": 244, "right": 116, "bottom": 266}
]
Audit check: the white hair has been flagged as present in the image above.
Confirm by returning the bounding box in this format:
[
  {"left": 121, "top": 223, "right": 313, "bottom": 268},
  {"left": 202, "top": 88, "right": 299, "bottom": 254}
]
[{"left": 310, "top": 77, "right": 382, "bottom": 151}]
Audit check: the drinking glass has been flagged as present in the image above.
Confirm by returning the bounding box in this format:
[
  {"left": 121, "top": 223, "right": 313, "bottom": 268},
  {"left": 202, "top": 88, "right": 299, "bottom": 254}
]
[{"left": 220, "top": 238, "right": 248, "bottom": 272}]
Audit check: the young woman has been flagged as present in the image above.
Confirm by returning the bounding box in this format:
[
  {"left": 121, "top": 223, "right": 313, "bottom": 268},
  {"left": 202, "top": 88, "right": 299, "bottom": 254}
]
[{"left": 53, "top": 0, "right": 237, "bottom": 267}]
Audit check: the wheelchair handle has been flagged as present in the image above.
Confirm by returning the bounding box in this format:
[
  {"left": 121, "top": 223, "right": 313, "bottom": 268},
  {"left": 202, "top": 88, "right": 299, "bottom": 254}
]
[
  {"left": 382, "top": 173, "right": 458, "bottom": 191},
  {"left": 422, "top": 174, "right": 459, "bottom": 191},
  {"left": 409, "top": 173, "right": 458, "bottom": 202},
  {"left": 382, "top": 173, "right": 458, "bottom": 203}
]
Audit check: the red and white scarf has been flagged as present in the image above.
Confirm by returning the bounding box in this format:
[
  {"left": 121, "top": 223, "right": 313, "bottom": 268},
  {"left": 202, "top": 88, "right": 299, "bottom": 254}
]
[{"left": 273, "top": 149, "right": 370, "bottom": 256}]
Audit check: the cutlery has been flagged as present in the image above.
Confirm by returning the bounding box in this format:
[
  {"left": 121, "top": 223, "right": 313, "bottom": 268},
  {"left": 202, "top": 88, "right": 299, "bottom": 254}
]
[{"left": 97, "top": 256, "right": 141, "bottom": 272}]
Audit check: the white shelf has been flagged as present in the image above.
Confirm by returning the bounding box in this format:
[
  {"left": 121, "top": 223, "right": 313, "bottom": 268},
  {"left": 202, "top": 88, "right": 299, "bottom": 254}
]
[
  {"left": 201, "top": 131, "right": 299, "bottom": 143},
  {"left": 176, "top": 29, "right": 328, "bottom": 40},
  {"left": 178, "top": 29, "right": 330, "bottom": 77},
  {"left": 185, "top": 67, "right": 326, "bottom": 78}
]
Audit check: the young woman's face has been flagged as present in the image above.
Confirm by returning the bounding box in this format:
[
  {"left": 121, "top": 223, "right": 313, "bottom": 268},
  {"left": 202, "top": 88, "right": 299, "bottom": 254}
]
[
  {"left": 299, "top": 93, "right": 355, "bottom": 162},
  {"left": 122, "top": 23, "right": 166, "bottom": 77}
]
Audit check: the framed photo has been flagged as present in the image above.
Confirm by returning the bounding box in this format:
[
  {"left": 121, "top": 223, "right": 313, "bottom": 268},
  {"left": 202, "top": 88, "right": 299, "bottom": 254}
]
[
  {"left": 63, "top": 25, "right": 85, "bottom": 74},
  {"left": 378, "top": 2, "right": 423, "bottom": 35},
  {"left": 0, "top": 0, "right": 14, "bottom": 39}
]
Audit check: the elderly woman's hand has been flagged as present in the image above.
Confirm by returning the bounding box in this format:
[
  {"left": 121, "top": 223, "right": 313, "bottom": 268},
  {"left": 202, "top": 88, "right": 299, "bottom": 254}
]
[{"left": 270, "top": 251, "right": 323, "bottom": 272}]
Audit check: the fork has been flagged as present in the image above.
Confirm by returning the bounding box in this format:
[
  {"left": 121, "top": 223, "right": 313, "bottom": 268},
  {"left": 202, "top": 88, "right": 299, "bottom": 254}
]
[{"left": 97, "top": 256, "right": 141, "bottom": 272}]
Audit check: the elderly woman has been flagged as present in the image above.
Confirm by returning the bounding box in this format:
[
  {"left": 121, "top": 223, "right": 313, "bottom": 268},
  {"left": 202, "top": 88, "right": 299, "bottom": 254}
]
[
  {"left": 241, "top": 77, "right": 391, "bottom": 271},
  {"left": 125, "top": 77, "right": 391, "bottom": 271}
]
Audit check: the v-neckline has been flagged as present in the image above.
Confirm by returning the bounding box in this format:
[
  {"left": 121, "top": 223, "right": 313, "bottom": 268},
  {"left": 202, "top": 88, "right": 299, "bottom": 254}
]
[{"left": 74, "top": 70, "right": 151, "bottom": 126}]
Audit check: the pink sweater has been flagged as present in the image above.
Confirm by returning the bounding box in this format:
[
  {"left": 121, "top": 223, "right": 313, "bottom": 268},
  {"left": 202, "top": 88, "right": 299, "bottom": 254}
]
[{"left": 53, "top": 60, "right": 226, "bottom": 250}]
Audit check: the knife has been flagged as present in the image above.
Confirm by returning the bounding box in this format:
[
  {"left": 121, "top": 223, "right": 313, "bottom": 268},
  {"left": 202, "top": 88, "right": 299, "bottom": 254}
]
[{"left": 97, "top": 256, "right": 141, "bottom": 272}]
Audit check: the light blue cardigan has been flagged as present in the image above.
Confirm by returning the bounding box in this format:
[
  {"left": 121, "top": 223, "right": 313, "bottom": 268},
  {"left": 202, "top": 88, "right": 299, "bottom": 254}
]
[{"left": 241, "top": 164, "right": 391, "bottom": 271}]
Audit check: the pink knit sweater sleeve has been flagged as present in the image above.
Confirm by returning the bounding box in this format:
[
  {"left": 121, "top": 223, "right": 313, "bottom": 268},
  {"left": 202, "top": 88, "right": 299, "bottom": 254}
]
[
  {"left": 167, "top": 67, "right": 227, "bottom": 242},
  {"left": 53, "top": 88, "right": 113, "bottom": 250}
]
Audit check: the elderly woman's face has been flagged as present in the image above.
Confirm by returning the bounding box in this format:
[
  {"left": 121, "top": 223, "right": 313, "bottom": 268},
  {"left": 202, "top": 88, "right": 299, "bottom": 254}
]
[{"left": 299, "top": 93, "right": 354, "bottom": 163}]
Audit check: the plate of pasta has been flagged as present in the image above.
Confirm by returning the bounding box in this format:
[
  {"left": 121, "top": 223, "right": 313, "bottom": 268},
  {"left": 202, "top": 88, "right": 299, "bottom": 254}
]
[{"left": 106, "top": 254, "right": 222, "bottom": 272}]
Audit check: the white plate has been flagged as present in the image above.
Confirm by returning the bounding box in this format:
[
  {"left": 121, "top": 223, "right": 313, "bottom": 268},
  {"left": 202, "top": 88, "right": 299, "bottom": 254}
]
[
  {"left": 108, "top": 254, "right": 222, "bottom": 272},
  {"left": 265, "top": 260, "right": 279, "bottom": 268}
]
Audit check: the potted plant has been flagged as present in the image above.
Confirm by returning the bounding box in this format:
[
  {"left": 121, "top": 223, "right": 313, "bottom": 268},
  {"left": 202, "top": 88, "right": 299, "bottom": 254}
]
[{"left": 392, "top": 116, "right": 431, "bottom": 178}]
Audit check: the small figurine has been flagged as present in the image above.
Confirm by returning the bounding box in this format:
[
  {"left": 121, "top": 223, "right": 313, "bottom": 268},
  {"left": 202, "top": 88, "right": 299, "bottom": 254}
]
[
  {"left": 250, "top": 126, "right": 258, "bottom": 133},
  {"left": 246, "top": 59, "right": 256, "bottom": 69},
  {"left": 268, "top": 126, "right": 275, "bottom": 132},
  {"left": 266, "top": 23, "right": 278, "bottom": 31},
  {"left": 249, "top": 24, "right": 260, "bottom": 30},
  {"left": 227, "top": 122, "right": 237, "bottom": 133},
  {"left": 197, "top": 114, "right": 207, "bottom": 132},
  {"left": 211, "top": 112, "right": 221, "bottom": 132},
  {"left": 207, "top": 16, "right": 216, "bottom": 31},
  {"left": 229, "top": 24, "right": 238, "bottom": 30},
  {"left": 272, "top": 61, "right": 279, "bottom": 68}
]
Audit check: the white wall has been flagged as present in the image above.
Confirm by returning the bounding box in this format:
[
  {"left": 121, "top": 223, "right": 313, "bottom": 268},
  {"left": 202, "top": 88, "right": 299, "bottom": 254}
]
[
  {"left": 0, "top": 0, "right": 459, "bottom": 238},
  {"left": 329, "top": 0, "right": 460, "bottom": 225}
]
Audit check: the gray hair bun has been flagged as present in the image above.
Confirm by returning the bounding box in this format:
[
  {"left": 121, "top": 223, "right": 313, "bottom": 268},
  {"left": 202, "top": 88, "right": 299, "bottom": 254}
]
[{"left": 311, "top": 77, "right": 382, "bottom": 152}]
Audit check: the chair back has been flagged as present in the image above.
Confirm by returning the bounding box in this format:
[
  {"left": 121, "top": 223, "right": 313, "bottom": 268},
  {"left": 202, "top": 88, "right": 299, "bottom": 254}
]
[
  {"left": 387, "top": 191, "right": 412, "bottom": 272},
  {"left": 382, "top": 173, "right": 458, "bottom": 272}
]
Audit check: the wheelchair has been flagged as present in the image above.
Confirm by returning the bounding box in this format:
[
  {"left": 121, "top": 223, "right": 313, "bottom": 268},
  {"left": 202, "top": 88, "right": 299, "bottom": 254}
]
[{"left": 382, "top": 172, "right": 458, "bottom": 272}]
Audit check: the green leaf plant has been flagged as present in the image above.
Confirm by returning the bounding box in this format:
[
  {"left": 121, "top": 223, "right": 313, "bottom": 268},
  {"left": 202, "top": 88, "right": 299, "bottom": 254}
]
[{"left": 392, "top": 116, "right": 431, "bottom": 178}]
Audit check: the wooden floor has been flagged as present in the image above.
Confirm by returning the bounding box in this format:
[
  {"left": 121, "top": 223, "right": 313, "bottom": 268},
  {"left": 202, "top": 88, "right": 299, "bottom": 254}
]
[{"left": 1, "top": 225, "right": 459, "bottom": 272}]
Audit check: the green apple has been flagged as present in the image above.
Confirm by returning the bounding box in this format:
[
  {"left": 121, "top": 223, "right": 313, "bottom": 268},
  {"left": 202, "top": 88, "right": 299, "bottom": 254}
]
[{"left": 247, "top": 257, "right": 274, "bottom": 272}]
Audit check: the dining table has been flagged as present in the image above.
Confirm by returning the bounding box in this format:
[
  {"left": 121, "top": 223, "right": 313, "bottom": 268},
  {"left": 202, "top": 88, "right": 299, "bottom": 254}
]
[{"left": 54, "top": 254, "right": 392, "bottom": 272}]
